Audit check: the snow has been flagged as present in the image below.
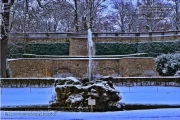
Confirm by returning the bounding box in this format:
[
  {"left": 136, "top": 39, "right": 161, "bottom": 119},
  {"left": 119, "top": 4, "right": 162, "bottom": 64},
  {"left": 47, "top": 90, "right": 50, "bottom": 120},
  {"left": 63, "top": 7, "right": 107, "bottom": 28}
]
[
  {"left": 115, "top": 86, "right": 180, "bottom": 105},
  {"left": 56, "top": 85, "right": 81, "bottom": 89},
  {"left": 1, "top": 86, "right": 180, "bottom": 120},
  {"left": 66, "top": 94, "right": 83, "bottom": 104},
  {"left": 56, "top": 77, "right": 80, "bottom": 83},
  {"left": 1, "top": 87, "right": 55, "bottom": 106},
  {"left": 1, "top": 108, "right": 180, "bottom": 120},
  {"left": 1, "top": 86, "right": 180, "bottom": 107}
]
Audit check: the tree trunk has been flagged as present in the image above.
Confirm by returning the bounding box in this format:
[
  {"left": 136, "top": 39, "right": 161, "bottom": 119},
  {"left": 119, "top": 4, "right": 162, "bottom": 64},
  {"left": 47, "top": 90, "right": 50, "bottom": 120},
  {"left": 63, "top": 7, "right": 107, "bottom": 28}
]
[
  {"left": 175, "top": 0, "right": 179, "bottom": 30},
  {"left": 1, "top": 1, "right": 14, "bottom": 78},
  {"left": 74, "top": 0, "right": 79, "bottom": 32}
]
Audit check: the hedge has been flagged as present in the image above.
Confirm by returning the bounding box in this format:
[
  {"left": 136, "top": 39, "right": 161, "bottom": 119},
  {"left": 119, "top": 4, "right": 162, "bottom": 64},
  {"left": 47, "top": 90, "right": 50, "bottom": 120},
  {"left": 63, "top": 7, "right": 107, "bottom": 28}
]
[
  {"left": 137, "top": 41, "right": 180, "bottom": 54},
  {"left": 95, "top": 42, "right": 138, "bottom": 55},
  {"left": 7, "top": 40, "right": 180, "bottom": 58},
  {"left": 95, "top": 40, "right": 180, "bottom": 56},
  {"left": 25, "top": 42, "right": 69, "bottom": 55}
]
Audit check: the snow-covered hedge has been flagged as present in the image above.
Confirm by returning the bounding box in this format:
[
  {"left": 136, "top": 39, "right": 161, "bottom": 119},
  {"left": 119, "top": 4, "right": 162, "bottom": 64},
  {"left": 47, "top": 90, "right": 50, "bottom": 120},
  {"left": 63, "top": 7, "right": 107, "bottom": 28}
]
[{"left": 156, "top": 53, "right": 180, "bottom": 76}]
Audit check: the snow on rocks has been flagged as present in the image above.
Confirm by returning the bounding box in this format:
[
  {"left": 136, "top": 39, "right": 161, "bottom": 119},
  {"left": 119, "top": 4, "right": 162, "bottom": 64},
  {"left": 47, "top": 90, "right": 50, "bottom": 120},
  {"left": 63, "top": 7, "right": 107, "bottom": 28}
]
[{"left": 50, "top": 76, "right": 123, "bottom": 111}]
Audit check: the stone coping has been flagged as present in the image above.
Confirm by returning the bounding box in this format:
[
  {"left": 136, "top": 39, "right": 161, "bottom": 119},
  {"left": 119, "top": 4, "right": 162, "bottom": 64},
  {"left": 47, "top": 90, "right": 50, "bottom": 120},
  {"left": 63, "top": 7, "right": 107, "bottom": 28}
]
[
  {"left": 0, "top": 77, "right": 178, "bottom": 79},
  {"left": 7, "top": 57, "right": 154, "bottom": 61}
]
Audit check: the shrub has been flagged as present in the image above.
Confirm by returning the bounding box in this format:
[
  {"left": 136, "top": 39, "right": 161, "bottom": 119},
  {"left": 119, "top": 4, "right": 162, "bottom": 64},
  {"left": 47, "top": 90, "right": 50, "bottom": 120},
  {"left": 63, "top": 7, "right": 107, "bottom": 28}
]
[{"left": 156, "top": 53, "right": 180, "bottom": 76}]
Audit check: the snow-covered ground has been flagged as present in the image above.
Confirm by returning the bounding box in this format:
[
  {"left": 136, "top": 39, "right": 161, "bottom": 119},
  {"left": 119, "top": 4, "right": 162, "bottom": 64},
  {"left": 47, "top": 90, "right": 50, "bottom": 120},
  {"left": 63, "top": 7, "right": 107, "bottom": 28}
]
[
  {"left": 1, "top": 86, "right": 180, "bottom": 120},
  {"left": 1, "top": 108, "right": 180, "bottom": 120},
  {"left": 115, "top": 86, "right": 180, "bottom": 105},
  {"left": 1, "top": 86, "right": 180, "bottom": 106},
  {"left": 1, "top": 87, "right": 54, "bottom": 106}
]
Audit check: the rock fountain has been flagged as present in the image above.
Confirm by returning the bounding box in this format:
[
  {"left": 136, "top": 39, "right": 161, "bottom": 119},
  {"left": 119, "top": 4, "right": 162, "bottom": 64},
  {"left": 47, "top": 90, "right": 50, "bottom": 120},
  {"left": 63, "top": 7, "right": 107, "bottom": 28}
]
[{"left": 49, "top": 29, "right": 124, "bottom": 111}]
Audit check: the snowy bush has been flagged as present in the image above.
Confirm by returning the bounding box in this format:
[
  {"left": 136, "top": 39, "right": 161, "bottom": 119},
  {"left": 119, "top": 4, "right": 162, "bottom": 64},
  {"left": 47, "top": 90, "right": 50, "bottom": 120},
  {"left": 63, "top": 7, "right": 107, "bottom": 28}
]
[
  {"left": 174, "top": 70, "right": 180, "bottom": 77},
  {"left": 156, "top": 53, "right": 180, "bottom": 76}
]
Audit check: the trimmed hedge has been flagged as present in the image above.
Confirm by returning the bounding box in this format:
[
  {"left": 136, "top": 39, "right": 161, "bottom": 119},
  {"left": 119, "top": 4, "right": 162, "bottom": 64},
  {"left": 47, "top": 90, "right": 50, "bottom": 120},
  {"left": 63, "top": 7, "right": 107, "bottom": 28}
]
[
  {"left": 96, "top": 40, "right": 180, "bottom": 56},
  {"left": 26, "top": 42, "right": 69, "bottom": 55},
  {"left": 95, "top": 42, "right": 138, "bottom": 55},
  {"left": 137, "top": 41, "right": 180, "bottom": 54}
]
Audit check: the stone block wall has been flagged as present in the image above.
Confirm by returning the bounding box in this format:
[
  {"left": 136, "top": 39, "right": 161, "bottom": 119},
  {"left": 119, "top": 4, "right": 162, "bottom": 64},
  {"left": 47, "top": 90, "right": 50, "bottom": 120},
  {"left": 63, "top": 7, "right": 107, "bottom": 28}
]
[
  {"left": 119, "top": 57, "right": 158, "bottom": 77},
  {"left": 69, "top": 38, "right": 88, "bottom": 56},
  {"left": 8, "top": 57, "right": 158, "bottom": 78},
  {"left": 8, "top": 59, "right": 53, "bottom": 78},
  {"left": 53, "top": 59, "right": 88, "bottom": 78},
  {"left": 9, "top": 38, "right": 68, "bottom": 43}
]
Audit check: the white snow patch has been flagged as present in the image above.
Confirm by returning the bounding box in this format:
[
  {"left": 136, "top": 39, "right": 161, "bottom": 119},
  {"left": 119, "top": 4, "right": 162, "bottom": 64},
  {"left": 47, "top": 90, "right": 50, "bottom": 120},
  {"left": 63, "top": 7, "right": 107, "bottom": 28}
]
[{"left": 66, "top": 94, "right": 83, "bottom": 104}]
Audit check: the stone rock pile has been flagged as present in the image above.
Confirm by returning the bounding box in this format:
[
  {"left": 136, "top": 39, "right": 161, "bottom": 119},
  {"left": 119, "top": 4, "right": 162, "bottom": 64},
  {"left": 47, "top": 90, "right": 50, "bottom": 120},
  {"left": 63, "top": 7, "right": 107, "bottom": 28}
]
[{"left": 50, "top": 77, "right": 124, "bottom": 111}]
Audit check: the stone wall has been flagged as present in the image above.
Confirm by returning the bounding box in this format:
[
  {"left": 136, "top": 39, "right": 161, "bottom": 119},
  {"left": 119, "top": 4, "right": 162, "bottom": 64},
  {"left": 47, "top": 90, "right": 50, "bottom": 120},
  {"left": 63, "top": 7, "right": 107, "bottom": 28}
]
[
  {"left": 9, "top": 38, "right": 68, "bottom": 43},
  {"left": 93, "top": 36, "right": 180, "bottom": 42},
  {"left": 8, "top": 59, "right": 53, "bottom": 78},
  {"left": 119, "top": 57, "right": 157, "bottom": 77},
  {"left": 69, "top": 38, "right": 87, "bottom": 56},
  {"left": 8, "top": 57, "right": 157, "bottom": 78}
]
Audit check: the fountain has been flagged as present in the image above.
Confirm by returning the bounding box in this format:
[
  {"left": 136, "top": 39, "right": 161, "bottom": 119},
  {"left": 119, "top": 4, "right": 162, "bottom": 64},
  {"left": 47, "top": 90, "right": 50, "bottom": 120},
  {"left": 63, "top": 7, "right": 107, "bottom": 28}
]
[
  {"left": 6, "top": 29, "right": 158, "bottom": 111},
  {"left": 87, "top": 28, "right": 95, "bottom": 81}
]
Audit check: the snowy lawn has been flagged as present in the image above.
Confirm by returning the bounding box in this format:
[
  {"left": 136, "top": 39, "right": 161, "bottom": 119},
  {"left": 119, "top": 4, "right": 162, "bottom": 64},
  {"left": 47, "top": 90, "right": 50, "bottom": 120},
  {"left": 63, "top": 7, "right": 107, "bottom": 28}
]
[
  {"left": 0, "top": 87, "right": 55, "bottom": 106},
  {"left": 1, "top": 86, "right": 180, "bottom": 106},
  {"left": 115, "top": 86, "right": 180, "bottom": 105},
  {"left": 1, "top": 108, "right": 180, "bottom": 120}
]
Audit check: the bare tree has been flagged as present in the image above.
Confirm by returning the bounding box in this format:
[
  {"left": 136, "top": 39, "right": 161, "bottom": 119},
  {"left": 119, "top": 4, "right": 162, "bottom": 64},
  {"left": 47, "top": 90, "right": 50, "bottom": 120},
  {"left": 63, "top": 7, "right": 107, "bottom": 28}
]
[
  {"left": 111, "top": 0, "right": 137, "bottom": 32},
  {"left": 170, "top": 0, "right": 180, "bottom": 30},
  {"left": 78, "top": 0, "right": 106, "bottom": 31},
  {"left": 138, "top": 0, "right": 172, "bottom": 32}
]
